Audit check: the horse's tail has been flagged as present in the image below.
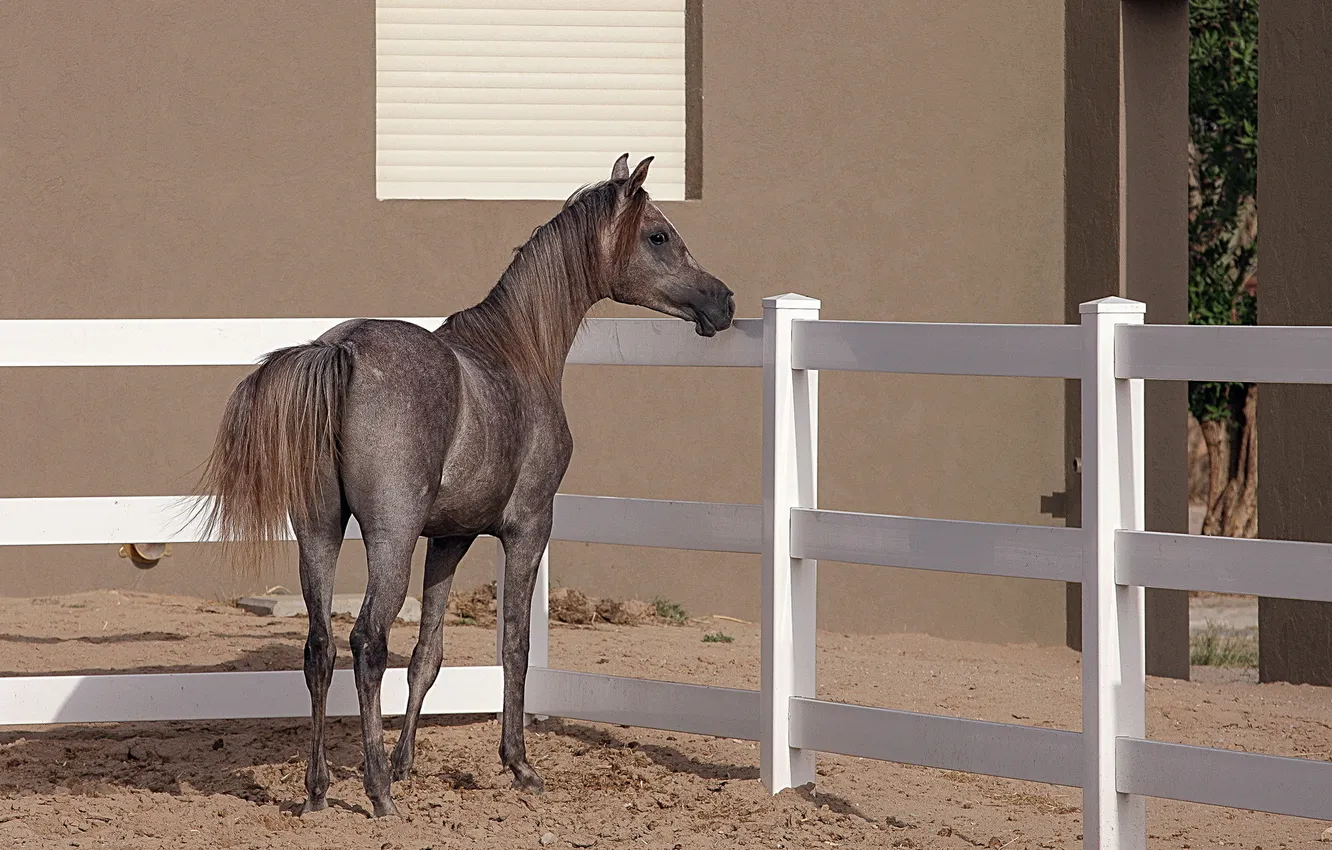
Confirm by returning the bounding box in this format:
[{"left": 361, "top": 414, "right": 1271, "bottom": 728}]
[{"left": 195, "top": 340, "right": 352, "bottom": 574}]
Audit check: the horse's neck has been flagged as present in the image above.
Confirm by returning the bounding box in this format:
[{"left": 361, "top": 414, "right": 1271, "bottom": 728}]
[{"left": 450, "top": 257, "right": 603, "bottom": 389}]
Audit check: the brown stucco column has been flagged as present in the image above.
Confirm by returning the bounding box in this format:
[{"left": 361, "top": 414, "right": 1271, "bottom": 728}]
[
  {"left": 1064, "top": 0, "right": 1191, "bottom": 679},
  {"left": 1256, "top": 3, "right": 1332, "bottom": 685}
]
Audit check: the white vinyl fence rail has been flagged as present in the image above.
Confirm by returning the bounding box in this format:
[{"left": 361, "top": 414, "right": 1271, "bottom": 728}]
[{"left": 2, "top": 298, "right": 1332, "bottom": 848}]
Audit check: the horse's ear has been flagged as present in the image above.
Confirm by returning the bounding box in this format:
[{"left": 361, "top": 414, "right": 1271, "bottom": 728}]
[
  {"left": 611, "top": 153, "right": 630, "bottom": 180},
  {"left": 623, "top": 156, "right": 653, "bottom": 199}
]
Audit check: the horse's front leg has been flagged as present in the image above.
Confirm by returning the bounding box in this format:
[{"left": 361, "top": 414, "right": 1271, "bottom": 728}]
[{"left": 496, "top": 521, "right": 551, "bottom": 794}]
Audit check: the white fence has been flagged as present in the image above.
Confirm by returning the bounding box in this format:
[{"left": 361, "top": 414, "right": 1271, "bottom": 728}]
[{"left": 2, "top": 297, "right": 1332, "bottom": 848}]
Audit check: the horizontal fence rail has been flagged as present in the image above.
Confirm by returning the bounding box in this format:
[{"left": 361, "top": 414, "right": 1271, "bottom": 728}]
[
  {"left": 1118, "top": 530, "right": 1332, "bottom": 603},
  {"left": 0, "top": 494, "right": 760, "bottom": 551},
  {"left": 0, "top": 318, "right": 440, "bottom": 367},
  {"left": 528, "top": 669, "right": 760, "bottom": 742},
  {"left": 553, "top": 495, "right": 762, "bottom": 553},
  {"left": 1117, "top": 323, "right": 1332, "bottom": 383},
  {"left": 789, "top": 697, "right": 1084, "bottom": 788},
  {"left": 0, "top": 666, "right": 502, "bottom": 726},
  {"left": 0, "top": 317, "right": 762, "bottom": 369},
  {"left": 792, "top": 508, "right": 1081, "bottom": 582},
  {"left": 567, "top": 317, "right": 763, "bottom": 367},
  {"left": 793, "top": 320, "right": 1082, "bottom": 378},
  {"left": 0, "top": 670, "right": 756, "bottom": 740},
  {"left": 0, "top": 496, "right": 241, "bottom": 547},
  {"left": 1117, "top": 738, "right": 1332, "bottom": 822}
]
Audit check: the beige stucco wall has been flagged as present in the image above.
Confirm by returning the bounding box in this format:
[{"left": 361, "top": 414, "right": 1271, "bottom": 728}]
[{"left": 0, "top": 1, "right": 1068, "bottom": 643}]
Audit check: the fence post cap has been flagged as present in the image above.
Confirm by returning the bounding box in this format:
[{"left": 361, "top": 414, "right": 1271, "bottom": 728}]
[
  {"left": 763, "top": 293, "right": 822, "bottom": 309},
  {"left": 1079, "top": 296, "right": 1146, "bottom": 315}
]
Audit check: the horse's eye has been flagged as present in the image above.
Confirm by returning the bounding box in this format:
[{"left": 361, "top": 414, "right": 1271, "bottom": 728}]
[{"left": 648, "top": 231, "right": 669, "bottom": 246}]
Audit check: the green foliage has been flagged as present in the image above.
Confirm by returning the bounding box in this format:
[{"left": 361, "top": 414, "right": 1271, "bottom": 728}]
[
  {"left": 1188, "top": 0, "right": 1258, "bottom": 423},
  {"left": 702, "top": 631, "right": 734, "bottom": 643},
  {"left": 653, "top": 597, "right": 688, "bottom": 625},
  {"left": 1189, "top": 623, "right": 1258, "bottom": 667}
]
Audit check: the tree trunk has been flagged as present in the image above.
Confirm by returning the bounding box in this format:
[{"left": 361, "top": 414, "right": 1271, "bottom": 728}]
[
  {"left": 1223, "top": 385, "right": 1258, "bottom": 538},
  {"left": 1187, "top": 413, "right": 1209, "bottom": 504},
  {"left": 1199, "top": 417, "right": 1233, "bottom": 536},
  {"left": 1201, "top": 385, "right": 1258, "bottom": 538}
]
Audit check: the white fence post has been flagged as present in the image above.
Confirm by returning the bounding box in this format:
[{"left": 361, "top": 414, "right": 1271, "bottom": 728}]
[
  {"left": 1080, "top": 297, "right": 1146, "bottom": 850},
  {"left": 761, "top": 293, "right": 820, "bottom": 794},
  {"left": 495, "top": 540, "right": 550, "bottom": 724}
]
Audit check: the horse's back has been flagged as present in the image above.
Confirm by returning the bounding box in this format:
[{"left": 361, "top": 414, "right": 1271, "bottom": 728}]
[
  {"left": 322, "top": 318, "right": 456, "bottom": 386},
  {"left": 319, "top": 317, "right": 440, "bottom": 354}
]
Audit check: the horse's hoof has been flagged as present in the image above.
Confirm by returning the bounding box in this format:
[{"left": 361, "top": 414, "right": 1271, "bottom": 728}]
[
  {"left": 371, "top": 797, "right": 400, "bottom": 819},
  {"left": 299, "top": 796, "right": 328, "bottom": 816},
  {"left": 510, "top": 762, "right": 545, "bottom": 795}
]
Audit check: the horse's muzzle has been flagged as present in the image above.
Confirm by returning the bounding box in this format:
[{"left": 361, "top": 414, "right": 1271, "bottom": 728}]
[{"left": 690, "top": 282, "right": 735, "bottom": 338}]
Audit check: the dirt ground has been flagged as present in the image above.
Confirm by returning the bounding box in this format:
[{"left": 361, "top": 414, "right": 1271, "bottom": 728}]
[{"left": 0, "top": 590, "right": 1327, "bottom": 849}]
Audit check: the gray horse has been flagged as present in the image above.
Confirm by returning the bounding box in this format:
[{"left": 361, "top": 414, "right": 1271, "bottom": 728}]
[{"left": 196, "top": 155, "right": 734, "bottom": 818}]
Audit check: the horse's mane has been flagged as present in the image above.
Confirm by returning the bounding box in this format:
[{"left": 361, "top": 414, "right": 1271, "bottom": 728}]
[{"left": 444, "top": 178, "right": 649, "bottom": 391}]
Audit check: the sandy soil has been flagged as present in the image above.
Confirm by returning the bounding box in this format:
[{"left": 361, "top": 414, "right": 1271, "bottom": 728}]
[{"left": 0, "top": 590, "right": 1327, "bottom": 849}]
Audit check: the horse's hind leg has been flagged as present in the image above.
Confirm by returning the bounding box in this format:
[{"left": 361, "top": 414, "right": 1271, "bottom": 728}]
[
  {"left": 391, "top": 535, "right": 474, "bottom": 781},
  {"left": 350, "top": 529, "right": 417, "bottom": 818},
  {"left": 296, "top": 506, "right": 348, "bottom": 815}
]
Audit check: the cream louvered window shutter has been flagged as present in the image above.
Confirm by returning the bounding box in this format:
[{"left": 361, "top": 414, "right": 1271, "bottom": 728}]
[{"left": 376, "top": 1, "right": 690, "bottom": 201}]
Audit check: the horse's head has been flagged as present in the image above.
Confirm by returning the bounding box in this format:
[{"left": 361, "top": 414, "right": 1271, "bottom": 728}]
[{"left": 604, "top": 154, "right": 735, "bottom": 337}]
